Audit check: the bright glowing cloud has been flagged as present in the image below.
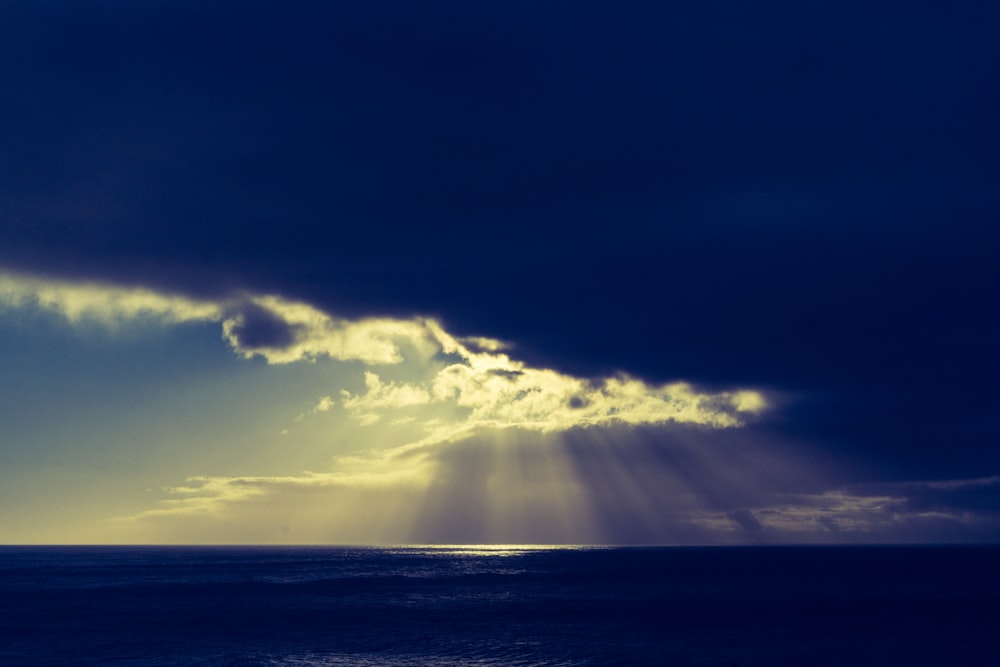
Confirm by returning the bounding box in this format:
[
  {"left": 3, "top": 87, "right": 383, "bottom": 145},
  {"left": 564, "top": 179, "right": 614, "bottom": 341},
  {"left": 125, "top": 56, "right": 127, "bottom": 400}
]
[
  {"left": 220, "top": 295, "right": 442, "bottom": 365},
  {"left": 0, "top": 271, "right": 221, "bottom": 326},
  {"left": 341, "top": 365, "right": 763, "bottom": 447},
  {"left": 334, "top": 320, "right": 767, "bottom": 449},
  {"left": 294, "top": 395, "right": 336, "bottom": 422},
  {"left": 340, "top": 372, "right": 433, "bottom": 425},
  {"left": 314, "top": 396, "right": 336, "bottom": 412},
  {"left": 1, "top": 270, "right": 768, "bottom": 445},
  {"left": 0, "top": 270, "right": 441, "bottom": 365}
]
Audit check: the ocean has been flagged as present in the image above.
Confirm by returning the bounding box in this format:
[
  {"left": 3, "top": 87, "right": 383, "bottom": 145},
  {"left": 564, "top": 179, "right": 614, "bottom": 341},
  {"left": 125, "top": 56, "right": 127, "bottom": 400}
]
[{"left": 0, "top": 545, "right": 997, "bottom": 666}]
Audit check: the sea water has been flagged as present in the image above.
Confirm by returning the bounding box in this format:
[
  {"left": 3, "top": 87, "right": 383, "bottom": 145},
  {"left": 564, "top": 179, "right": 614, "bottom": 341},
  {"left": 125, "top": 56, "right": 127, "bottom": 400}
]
[{"left": 0, "top": 545, "right": 997, "bottom": 666}]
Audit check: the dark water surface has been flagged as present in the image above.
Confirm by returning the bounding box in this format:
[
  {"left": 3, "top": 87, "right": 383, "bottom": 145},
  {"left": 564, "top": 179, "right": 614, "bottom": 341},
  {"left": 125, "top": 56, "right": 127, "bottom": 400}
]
[{"left": 0, "top": 545, "right": 997, "bottom": 666}]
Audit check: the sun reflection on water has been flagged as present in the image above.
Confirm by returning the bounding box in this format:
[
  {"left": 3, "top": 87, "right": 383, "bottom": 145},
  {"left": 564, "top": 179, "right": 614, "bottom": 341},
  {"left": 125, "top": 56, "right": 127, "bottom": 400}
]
[{"left": 391, "top": 544, "right": 594, "bottom": 557}]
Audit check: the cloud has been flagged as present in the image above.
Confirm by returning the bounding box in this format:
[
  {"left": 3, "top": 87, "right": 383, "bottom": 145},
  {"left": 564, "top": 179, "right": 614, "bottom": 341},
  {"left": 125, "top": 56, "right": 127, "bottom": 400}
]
[
  {"left": 107, "top": 424, "right": 821, "bottom": 545},
  {"left": 0, "top": 270, "right": 441, "bottom": 365},
  {"left": 2, "top": 269, "right": 769, "bottom": 445},
  {"left": 727, "top": 509, "right": 763, "bottom": 532},
  {"left": 339, "top": 336, "right": 767, "bottom": 447},
  {"left": 294, "top": 395, "right": 336, "bottom": 422},
  {"left": 221, "top": 300, "right": 303, "bottom": 349},
  {"left": 111, "top": 461, "right": 439, "bottom": 544},
  {"left": 0, "top": 271, "right": 220, "bottom": 327},
  {"left": 219, "top": 295, "right": 443, "bottom": 365},
  {"left": 131, "top": 466, "right": 431, "bottom": 521},
  {"left": 690, "top": 476, "right": 1000, "bottom": 542},
  {"left": 113, "top": 432, "right": 1000, "bottom": 545},
  {"left": 340, "top": 372, "right": 433, "bottom": 426}
]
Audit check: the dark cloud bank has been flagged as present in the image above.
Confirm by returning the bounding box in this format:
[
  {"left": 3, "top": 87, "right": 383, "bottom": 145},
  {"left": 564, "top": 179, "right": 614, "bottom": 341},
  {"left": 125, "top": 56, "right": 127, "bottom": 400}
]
[{"left": 2, "top": 1, "right": 999, "bottom": 513}]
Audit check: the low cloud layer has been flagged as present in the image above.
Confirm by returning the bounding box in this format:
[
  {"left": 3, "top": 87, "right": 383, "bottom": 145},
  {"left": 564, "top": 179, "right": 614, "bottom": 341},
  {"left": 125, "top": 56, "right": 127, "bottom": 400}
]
[
  {"left": 108, "top": 431, "right": 1000, "bottom": 545},
  {"left": 690, "top": 476, "right": 1000, "bottom": 543}
]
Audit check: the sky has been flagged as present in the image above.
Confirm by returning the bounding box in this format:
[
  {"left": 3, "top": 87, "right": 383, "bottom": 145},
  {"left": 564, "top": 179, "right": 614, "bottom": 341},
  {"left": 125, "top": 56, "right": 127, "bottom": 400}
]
[{"left": 1, "top": 0, "right": 998, "bottom": 545}]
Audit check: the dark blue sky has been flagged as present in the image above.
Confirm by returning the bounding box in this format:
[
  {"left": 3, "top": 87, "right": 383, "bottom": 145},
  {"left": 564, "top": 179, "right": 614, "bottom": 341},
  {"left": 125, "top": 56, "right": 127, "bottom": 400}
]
[{"left": 1, "top": 1, "right": 998, "bottom": 543}]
